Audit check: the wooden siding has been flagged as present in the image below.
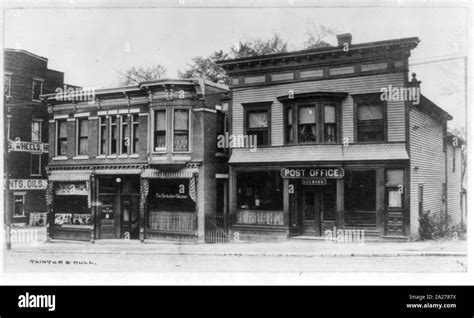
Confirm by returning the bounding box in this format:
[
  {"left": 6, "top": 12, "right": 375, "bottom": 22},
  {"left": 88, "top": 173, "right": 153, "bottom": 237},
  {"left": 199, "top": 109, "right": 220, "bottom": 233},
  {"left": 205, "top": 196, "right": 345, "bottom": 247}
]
[
  {"left": 231, "top": 73, "right": 406, "bottom": 146},
  {"left": 409, "top": 108, "right": 445, "bottom": 239},
  {"left": 446, "top": 145, "right": 462, "bottom": 228}
]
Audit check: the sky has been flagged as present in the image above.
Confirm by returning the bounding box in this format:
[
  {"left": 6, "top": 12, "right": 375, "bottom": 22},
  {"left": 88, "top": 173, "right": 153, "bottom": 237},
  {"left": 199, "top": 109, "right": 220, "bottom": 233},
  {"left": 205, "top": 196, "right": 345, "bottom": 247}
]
[{"left": 3, "top": 4, "right": 469, "bottom": 129}]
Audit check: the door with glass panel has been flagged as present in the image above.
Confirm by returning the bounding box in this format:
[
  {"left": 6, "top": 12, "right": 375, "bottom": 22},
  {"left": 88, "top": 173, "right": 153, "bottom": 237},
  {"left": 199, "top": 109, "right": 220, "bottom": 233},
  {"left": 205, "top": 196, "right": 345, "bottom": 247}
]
[{"left": 302, "top": 190, "right": 322, "bottom": 236}]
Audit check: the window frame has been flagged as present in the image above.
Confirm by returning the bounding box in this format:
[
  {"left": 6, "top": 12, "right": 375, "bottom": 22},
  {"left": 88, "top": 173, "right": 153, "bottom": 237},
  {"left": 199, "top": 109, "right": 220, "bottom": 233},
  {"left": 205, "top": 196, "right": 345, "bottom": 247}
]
[
  {"left": 172, "top": 108, "right": 191, "bottom": 153},
  {"left": 131, "top": 113, "right": 139, "bottom": 154},
  {"left": 13, "top": 193, "right": 26, "bottom": 218},
  {"left": 284, "top": 100, "right": 340, "bottom": 145},
  {"left": 32, "top": 78, "right": 44, "bottom": 102},
  {"left": 109, "top": 115, "right": 119, "bottom": 155},
  {"left": 98, "top": 116, "right": 108, "bottom": 155},
  {"left": 119, "top": 114, "right": 130, "bottom": 155},
  {"left": 76, "top": 117, "right": 89, "bottom": 156},
  {"left": 31, "top": 153, "right": 42, "bottom": 176},
  {"left": 31, "top": 119, "right": 42, "bottom": 143},
  {"left": 153, "top": 108, "right": 167, "bottom": 153},
  {"left": 4, "top": 73, "right": 12, "bottom": 97},
  {"left": 55, "top": 119, "right": 68, "bottom": 157},
  {"left": 243, "top": 102, "right": 272, "bottom": 147},
  {"left": 353, "top": 93, "right": 387, "bottom": 143}
]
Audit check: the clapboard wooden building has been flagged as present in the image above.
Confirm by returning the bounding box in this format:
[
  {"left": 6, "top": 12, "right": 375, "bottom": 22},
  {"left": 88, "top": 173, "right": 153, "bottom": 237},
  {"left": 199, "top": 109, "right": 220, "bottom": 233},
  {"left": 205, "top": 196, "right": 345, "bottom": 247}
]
[
  {"left": 217, "top": 33, "right": 463, "bottom": 241},
  {"left": 42, "top": 79, "right": 229, "bottom": 242}
]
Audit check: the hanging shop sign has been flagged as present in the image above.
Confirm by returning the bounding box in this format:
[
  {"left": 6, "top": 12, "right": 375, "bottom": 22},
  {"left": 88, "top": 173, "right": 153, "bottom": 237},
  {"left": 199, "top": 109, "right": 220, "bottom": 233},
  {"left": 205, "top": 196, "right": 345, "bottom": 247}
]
[
  {"left": 9, "top": 179, "right": 47, "bottom": 190},
  {"left": 8, "top": 138, "right": 49, "bottom": 153},
  {"left": 55, "top": 183, "right": 88, "bottom": 195},
  {"left": 301, "top": 178, "right": 327, "bottom": 186},
  {"left": 281, "top": 167, "right": 344, "bottom": 179}
]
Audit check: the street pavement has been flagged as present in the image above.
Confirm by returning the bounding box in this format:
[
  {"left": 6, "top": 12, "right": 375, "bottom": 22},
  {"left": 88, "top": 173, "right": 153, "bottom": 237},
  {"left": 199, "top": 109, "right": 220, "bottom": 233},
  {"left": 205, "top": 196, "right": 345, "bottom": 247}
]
[{"left": 3, "top": 226, "right": 467, "bottom": 272}]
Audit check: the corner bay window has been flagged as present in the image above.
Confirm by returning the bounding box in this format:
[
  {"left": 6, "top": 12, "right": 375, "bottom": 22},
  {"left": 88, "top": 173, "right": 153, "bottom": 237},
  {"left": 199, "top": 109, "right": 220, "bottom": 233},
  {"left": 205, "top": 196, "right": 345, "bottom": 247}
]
[
  {"left": 56, "top": 119, "right": 67, "bottom": 156},
  {"left": 154, "top": 110, "right": 166, "bottom": 152},
  {"left": 173, "top": 109, "right": 190, "bottom": 152},
  {"left": 355, "top": 95, "right": 386, "bottom": 142},
  {"left": 344, "top": 170, "right": 377, "bottom": 227},
  {"left": 236, "top": 171, "right": 283, "bottom": 225},
  {"left": 285, "top": 102, "right": 338, "bottom": 144}
]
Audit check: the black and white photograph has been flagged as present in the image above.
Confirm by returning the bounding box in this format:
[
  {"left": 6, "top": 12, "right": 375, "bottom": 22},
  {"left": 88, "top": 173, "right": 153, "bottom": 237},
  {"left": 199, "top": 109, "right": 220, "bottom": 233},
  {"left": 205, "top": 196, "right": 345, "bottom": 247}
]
[{"left": 1, "top": 0, "right": 472, "bottom": 288}]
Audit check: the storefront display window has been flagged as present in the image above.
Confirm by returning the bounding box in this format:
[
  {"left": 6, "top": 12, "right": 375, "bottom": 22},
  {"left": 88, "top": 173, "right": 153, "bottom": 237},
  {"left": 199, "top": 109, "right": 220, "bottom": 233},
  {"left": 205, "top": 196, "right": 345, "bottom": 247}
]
[
  {"left": 53, "top": 183, "right": 90, "bottom": 227},
  {"left": 344, "top": 170, "right": 376, "bottom": 227},
  {"left": 236, "top": 171, "right": 283, "bottom": 211}
]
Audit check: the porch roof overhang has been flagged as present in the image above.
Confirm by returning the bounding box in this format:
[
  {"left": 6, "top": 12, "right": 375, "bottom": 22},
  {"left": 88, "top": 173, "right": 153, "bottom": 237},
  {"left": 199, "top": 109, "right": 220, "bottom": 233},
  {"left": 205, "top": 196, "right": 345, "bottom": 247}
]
[
  {"left": 229, "top": 143, "right": 409, "bottom": 164},
  {"left": 48, "top": 170, "right": 93, "bottom": 182}
]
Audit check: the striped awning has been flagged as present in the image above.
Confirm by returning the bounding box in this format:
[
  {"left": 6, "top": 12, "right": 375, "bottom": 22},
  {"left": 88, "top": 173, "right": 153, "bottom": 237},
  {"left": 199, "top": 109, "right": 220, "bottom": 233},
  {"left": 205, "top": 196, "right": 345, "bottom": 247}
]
[
  {"left": 48, "top": 170, "right": 92, "bottom": 182},
  {"left": 141, "top": 168, "right": 198, "bottom": 179}
]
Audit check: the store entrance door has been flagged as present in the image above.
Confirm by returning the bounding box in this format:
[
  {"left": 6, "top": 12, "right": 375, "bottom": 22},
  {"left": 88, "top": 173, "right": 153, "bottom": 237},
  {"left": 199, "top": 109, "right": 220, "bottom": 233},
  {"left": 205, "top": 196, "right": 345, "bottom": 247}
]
[
  {"left": 302, "top": 189, "right": 323, "bottom": 236},
  {"left": 121, "top": 196, "right": 140, "bottom": 239}
]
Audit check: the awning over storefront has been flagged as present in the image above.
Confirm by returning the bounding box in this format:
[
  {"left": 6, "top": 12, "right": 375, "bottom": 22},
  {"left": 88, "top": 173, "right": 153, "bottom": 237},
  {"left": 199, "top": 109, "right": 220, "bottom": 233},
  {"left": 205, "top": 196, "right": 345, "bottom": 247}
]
[
  {"left": 48, "top": 170, "right": 93, "bottom": 182},
  {"left": 141, "top": 168, "right": 199, "bottom": 179}
]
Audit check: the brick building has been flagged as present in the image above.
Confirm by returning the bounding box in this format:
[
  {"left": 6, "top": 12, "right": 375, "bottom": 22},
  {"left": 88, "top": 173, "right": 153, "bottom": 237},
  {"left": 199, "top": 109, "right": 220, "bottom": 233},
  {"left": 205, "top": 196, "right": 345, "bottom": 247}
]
[
  {"left": 216, "top": 33, "right": 464, "bottom": 241},
  {"left": 4, "top": 49, "right": 66, "bottom": 227},
  {"left": 42, "top": 79, "right": 229, "bottom": 242}
]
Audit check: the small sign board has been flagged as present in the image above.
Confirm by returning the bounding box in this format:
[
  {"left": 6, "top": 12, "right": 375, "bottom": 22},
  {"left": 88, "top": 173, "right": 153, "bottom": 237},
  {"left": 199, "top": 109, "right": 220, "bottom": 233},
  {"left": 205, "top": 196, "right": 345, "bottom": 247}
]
[
  {"left": 302, "top": 178, "right": 327, "bottom": 186},
  {"left": 9, "top": 179, "right": 47, "bottom": 190},
  {"left": 281, "top": 167, "right": 344, "bottom": 179},
  {"left": 8, "top": 139, "right": 49, "bottom": 153}
]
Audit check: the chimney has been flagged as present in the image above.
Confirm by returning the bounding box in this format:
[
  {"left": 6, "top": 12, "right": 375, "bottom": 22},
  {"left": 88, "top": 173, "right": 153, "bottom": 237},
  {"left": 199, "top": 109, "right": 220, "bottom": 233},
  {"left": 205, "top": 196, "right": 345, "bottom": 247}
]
[{"left": 337, "top": 33, "right": 352, "bottom": 47}]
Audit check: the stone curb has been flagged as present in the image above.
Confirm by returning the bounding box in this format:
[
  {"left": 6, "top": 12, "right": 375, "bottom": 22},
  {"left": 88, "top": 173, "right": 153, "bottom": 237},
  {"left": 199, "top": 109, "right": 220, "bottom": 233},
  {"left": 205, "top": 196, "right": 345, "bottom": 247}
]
[{"left": 6, "top": 249, "right": 467, "bottom": 257}]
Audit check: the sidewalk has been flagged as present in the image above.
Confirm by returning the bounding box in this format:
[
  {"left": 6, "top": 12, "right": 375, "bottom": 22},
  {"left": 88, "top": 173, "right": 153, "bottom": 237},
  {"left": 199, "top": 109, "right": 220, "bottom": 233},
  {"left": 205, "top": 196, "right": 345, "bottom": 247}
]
[{"left": 6, "top": 237, "right": 467, "bottom": 257}]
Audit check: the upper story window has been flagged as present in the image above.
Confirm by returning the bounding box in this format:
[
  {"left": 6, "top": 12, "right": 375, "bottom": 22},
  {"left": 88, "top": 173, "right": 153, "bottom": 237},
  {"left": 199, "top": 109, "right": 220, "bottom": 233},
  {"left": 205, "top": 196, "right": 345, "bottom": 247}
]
[
  {"left": 298, "top": 105, "right": 317, "bottom": 143},
  {"left": 154, "top": 109, "right": 166, "bottom": 152},
  {"left": 4, "top": 74, "right": 12, "bottom": 97},
  {"left": 56, "top": 119, "right": 68, "bottom": 156},
  {"left": 99, "top": 116, "right": 107, "bottom": 155},
  {"left": 76, "top": 118, "right": 89, "bottom": 155},
  {"left": 110, "top": 115, "right": 119, "bottom": 155},
  {"left": 354, "top": 94, "right": 386, "bottom": 142},
  {"left": 285, "top": 101, "right": 339, "bottom": 144},
  {"left": 99, "top": 113, "right": 139, "bottom": 156},
  {"left": 32, "top": 78, "right": 43, "bottom": 101},
  {"left": 31, "top": 119, "right": 42, "bottom": 142},
  {"left": 173, "top": 109, "right": 190, "bottom": 152},
  {"left": 243, "top": 102, "right": 271, "bottom": 147},
  {"left": 31, "top": 154, "right": 41, "bottom": 176}
]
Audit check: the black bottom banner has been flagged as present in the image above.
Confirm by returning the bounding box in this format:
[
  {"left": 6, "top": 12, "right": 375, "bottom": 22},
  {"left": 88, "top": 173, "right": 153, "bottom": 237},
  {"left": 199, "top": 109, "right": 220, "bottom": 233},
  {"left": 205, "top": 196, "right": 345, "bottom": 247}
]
[{"left": 0, "top": 286, "right": 472, "bottom": 317}]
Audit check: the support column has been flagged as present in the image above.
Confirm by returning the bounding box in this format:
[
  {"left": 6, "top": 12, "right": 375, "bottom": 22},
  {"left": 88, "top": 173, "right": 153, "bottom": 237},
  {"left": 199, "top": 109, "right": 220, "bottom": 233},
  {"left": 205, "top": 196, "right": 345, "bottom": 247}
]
[
  {"left": 139, "top": 178, "right": 149, "bottom": 243},
  {"left": 336, "top": 179, "right": 344, "bottom": 229},
  {"left": 90, "top": 174, "right": 96, "bottom": 243},
  {"left": 45, "top": 181, "right": 53, "bottom": 242},
  {"left": 283, "top": 179, "right": 289, "bottom": 228}
]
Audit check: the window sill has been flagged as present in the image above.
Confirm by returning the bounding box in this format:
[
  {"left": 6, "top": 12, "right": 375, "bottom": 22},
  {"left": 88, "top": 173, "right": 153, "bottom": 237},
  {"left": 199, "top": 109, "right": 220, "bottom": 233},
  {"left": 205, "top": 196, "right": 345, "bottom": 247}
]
[
  {"left": 106, "top": 155, "right": 118, "bottom": 159},
  {"left": 53, "top": 156, "right": 68, "bottom": 161},
  {"left": 13, "top": 215, "right": 26, "bottom": 218},
  {"left": 129, "top": 154, "right": 139, "bottom": 158},
  {"left": 30, "top": 174, "right": 42, "bottom": 177},
  {"left": 72, "top": 155, "right": 89, "bottom": 160},
  {"left": 96, "top": 155, "right": 107, "bottom": 159},
  {"left": 118, "top": 154, "right": 129, "bottom": 159}
]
